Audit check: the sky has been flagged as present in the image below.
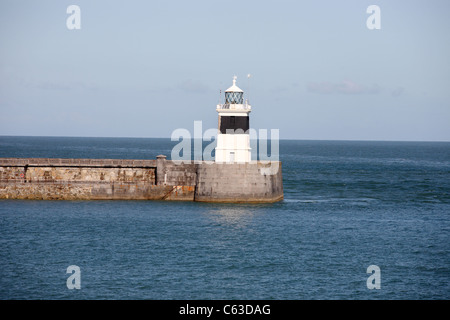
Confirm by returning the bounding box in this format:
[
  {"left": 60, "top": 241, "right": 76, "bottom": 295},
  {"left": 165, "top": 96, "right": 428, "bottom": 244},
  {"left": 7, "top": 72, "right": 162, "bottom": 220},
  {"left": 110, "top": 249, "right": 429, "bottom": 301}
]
[{"left": 0, "top": 0, "right": 449, "bottom": 141}]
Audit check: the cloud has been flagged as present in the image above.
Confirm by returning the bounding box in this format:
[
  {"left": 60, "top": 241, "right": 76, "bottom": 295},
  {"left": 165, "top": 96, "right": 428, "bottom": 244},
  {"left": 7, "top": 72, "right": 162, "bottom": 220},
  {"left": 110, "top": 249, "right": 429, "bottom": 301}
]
[
  {"left": 307, "top": 80, "right": 381, "bottom": 95},
  {"left": 177, "top": 79, "right": 211, "bottom": 94},
  {"left": 17, "top": 78, "right": 99, "bottom": 91},
  {"left": 36, "top": 81, "right": 72, "bottom": 91},
  {"left": 390, "top": 86, "right": 405, "bottom": 97}
]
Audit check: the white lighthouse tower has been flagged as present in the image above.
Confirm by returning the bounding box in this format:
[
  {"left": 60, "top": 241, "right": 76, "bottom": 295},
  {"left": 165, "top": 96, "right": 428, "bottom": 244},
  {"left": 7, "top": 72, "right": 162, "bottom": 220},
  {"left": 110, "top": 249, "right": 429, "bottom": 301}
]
[{"left": 215, "top": 76, "right": 252, "bottom": 163}]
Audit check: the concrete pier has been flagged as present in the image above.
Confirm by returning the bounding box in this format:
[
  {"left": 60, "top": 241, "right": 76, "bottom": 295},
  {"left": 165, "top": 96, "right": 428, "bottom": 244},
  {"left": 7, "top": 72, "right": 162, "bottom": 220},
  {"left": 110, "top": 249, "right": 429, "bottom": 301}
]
[{"left": 195, "top": 162, "right": 283, "bottom": 203}]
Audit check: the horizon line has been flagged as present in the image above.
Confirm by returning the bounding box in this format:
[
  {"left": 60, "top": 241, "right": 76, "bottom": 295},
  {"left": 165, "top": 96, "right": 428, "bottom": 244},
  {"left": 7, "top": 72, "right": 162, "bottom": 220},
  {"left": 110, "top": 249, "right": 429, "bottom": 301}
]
[{"left": 0, "top": 134, "right": 449, "bottom": 143}]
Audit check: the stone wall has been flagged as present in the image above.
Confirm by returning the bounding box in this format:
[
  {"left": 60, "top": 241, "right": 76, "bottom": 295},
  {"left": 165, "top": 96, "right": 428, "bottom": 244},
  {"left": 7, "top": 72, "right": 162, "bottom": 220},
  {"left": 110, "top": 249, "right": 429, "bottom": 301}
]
[
  {"left": 0, "top": 157, "right": 283, "bottom": 203},
  {"left": 0, "top": 158, "right": 157, "bottom": 167},
  {"left": 1, "top": 166, "right": 156, "bottom": 183},
  {"left": 0, "top": 158, "right": 195, "bottom": 201},
  {"left": 156, "top": 155, "right": 197, "bottom": 186}
]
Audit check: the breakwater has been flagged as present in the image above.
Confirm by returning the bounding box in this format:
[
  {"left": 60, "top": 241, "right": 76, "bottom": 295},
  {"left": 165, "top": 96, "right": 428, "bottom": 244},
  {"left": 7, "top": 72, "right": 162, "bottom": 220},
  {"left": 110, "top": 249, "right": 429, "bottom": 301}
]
[{"left": 0, "top": 156, "right": 283, "bottom": 202}]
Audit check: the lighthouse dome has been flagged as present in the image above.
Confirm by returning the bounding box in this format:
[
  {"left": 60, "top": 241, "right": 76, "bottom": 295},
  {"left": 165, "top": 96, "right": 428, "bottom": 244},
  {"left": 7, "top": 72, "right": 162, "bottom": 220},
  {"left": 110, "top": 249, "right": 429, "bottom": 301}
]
[{"left": 224, "top": 76, "right": 244, "bottom": 104}]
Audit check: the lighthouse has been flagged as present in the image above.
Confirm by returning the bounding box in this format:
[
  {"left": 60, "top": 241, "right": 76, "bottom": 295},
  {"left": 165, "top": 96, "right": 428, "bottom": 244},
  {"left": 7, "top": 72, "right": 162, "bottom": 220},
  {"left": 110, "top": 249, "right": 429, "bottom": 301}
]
[{"left": 215, "top": 76, "right": 252, "bottom": 163}]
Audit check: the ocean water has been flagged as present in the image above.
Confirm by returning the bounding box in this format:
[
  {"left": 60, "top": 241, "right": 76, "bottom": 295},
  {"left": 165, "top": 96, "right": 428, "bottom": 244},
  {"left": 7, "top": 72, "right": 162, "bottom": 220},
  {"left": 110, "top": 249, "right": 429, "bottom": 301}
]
[{"left": 0, "top": 136, "right": 449, "bottom": 300}]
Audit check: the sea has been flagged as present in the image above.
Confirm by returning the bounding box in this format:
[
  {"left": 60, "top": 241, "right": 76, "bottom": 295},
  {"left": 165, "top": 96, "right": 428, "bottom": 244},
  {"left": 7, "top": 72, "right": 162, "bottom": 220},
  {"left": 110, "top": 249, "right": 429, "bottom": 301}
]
[{"left": 0, "top": 136, "right": 449, "bottom": 300}]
